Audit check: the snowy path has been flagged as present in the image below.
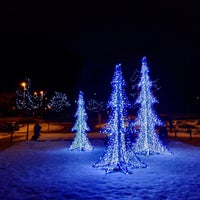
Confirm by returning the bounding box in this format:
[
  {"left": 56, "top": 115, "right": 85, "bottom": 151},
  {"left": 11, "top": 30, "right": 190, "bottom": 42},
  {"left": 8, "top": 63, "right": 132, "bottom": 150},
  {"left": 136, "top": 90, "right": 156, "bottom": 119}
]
[{"left": 0, "top": 139, "right": 200, "bottom": 200}]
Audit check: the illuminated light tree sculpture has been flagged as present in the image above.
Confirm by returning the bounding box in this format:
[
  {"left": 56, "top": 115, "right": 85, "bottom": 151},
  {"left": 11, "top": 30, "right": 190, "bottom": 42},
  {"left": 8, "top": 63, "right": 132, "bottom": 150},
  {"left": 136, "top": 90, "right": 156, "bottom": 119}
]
[
  {"left": 48, "top": 91, "right": 71, "bottom": 112},
  {"left": 16, "top": 78, "right": 35, "bottom": 116},
  {"left": 132, "top": 57, "right": 171, "bottom": 156},
  {"left": 47, "top": 91, "right": 71, "bottom": 121},
  {"left": 93, "top": 64, "right": 147, "bottom": 174},
  {"left": 69, "top": 91, "right": 93, "bottom": 151},
  {"left": 86, "top": 97, "right": 105, "bottom": 124}
]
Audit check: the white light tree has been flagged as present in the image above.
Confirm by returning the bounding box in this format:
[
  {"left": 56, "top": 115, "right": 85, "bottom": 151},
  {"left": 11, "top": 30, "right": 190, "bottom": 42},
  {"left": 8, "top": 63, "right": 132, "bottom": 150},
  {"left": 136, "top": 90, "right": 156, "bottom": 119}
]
[
  {"left": 69, "top": 91, "right": 93, "bottom": 151},
  {"left": 47, "top": 91, "right": 71, "bottom": 112},
  {"left": 93, "top": 64, "right": 147, "bottom": 174},
  {"left": 16, "top": 78, "right": 35, "bottom": 115},
  {"left": 132, "top": 57, "right": 171, "bottom": 156},
  {"left": 86, "top": 97, "right": 105, "bottom": 124},
  {"left": 16, "top": 77, "right": 36, "bottom": 140},
  {"left": 16, "top": 78, "right": 47, "bottom": 118}
]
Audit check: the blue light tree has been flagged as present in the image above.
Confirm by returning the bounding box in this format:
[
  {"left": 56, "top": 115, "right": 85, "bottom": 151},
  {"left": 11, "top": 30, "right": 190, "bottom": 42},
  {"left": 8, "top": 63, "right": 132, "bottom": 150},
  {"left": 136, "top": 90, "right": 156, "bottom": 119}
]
[
  {"left": 93, "top": 64, "right": 147, "bottom": 174},
  {"left": 132, "top": 57, "right": 171, "bottom": 156},
  {"left": 69, "top": 91, "right": 93, "bottom": 151}
]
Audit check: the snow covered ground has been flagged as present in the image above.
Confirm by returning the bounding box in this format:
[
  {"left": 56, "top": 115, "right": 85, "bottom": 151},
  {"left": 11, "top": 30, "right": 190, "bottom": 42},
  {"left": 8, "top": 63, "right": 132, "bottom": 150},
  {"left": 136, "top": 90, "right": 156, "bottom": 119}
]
[{"left": 0, "top": 138, "right": 200, "bottom": 200}]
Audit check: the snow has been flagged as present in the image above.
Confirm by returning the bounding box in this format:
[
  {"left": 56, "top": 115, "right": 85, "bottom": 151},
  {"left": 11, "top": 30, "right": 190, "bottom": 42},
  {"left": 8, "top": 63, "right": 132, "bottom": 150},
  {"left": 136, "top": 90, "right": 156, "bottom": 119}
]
[{"left": 0, "top": 137, "right": 200, "bottom": 200}]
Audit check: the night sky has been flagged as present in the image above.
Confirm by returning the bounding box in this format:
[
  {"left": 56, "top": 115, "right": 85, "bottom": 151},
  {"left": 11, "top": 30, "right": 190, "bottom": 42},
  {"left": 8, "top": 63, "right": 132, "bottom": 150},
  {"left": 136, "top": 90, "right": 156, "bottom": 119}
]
[{"left": 0, "top": 1, "right": 199, "bottom": 114}]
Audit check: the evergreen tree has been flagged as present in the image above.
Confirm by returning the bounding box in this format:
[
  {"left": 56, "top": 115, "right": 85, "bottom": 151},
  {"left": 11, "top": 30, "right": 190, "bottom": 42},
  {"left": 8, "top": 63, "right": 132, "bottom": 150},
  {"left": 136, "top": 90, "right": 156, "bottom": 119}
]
[
  {"left": 69, "top": 91, "right": 93, "bottom": 151},
  {"left": 93, "top": 64, "right": 146, "bottom": 174},
  {"left": 132, "top": 57, "right": 171, "bottom": 156}
]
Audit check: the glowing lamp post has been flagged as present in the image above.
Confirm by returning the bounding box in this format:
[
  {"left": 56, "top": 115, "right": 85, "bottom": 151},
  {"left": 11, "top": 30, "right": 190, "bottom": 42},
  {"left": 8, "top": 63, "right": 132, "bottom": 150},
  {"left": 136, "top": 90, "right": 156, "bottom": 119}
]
[
  {"left": 33, "top": 90, "right": 44, "bottom": 119},
  {"left": 21, "top": 82, "right": 27, "bottom": 100},
  {"left": 40, "top": 90, "right": 44, "bottom": 119},
  {"left": 21, "top": 81, "right": 30, "bottom": 140},
  {"left": 20, "top": 82, "right": 27, "bottom": 119}
]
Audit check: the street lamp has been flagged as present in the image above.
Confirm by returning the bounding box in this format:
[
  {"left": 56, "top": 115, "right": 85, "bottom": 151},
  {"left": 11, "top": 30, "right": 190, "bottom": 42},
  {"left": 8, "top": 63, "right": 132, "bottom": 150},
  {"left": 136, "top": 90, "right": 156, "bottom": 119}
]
[
  {"left": 21, "top": 80, "right": 29, "bottom": 140},
  {"left": 21, "top": 82, "right": 27, "bottom": 100},
  {"left": 20, "top": 82, "right": 27, "bottom": 119},
  {"left": 40, "top": 91, "right": 44, "bottom": 101},
  {"left": 33, "top": 90, "right": 44, "bottom": 119},
  {"left": 40, "top": 90, "right": 44, "bottom": 119}
]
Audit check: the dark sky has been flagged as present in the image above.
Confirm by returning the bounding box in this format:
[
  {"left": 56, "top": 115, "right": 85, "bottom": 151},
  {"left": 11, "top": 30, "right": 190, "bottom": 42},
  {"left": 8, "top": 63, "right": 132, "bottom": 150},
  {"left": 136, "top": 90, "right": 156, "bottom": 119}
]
[{"left": 0, "top": 1, "right": 199, "bottom": 113}]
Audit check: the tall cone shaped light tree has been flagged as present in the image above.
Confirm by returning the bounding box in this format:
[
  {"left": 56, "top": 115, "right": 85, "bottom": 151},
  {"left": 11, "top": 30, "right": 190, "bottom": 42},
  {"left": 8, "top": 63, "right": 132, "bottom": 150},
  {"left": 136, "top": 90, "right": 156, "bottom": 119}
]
[
  {"left": 93, "top": 64, "right": 147, "bottom": 174},
  {"left": 69, "top": 91, "right": 93, "bottom": 151},
  {"left": 132, "top": 57, "right": 171, "bottom": 156}
]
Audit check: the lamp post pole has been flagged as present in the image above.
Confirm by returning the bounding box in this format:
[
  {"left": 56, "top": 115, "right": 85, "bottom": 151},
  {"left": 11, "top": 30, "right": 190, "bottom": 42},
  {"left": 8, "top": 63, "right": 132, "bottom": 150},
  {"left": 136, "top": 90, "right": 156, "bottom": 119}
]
[
  {"left": 21, "top": 83, "right": 26, "bottom": 99},
  {"left": 26, "top": 112, "right": 30, "bottom": 140},
  {"left": 40, "top": 91, "right": 44, "bottom": 119},
  {"left": 21, "top": 81, "right": 30, "bottom": 140},
  {"left": 21, "top": 82, "right": 27, "bottom": 118}
]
